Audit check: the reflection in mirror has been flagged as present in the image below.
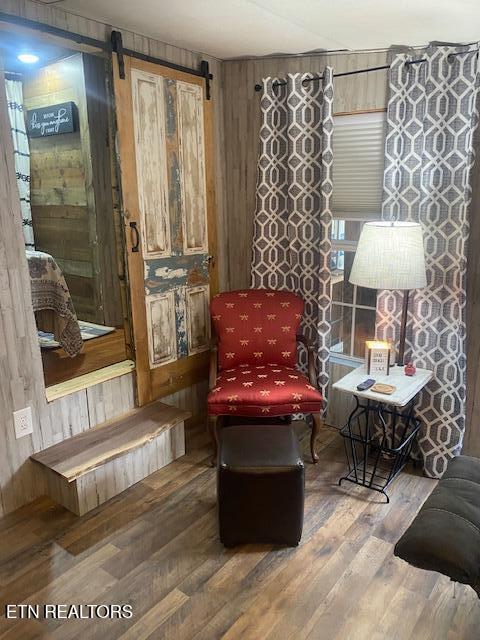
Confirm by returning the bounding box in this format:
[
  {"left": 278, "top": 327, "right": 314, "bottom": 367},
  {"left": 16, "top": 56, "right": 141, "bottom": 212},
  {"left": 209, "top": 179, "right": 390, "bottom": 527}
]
[{"left": 1, "top": 29, "right": 126, "bottom": 385}]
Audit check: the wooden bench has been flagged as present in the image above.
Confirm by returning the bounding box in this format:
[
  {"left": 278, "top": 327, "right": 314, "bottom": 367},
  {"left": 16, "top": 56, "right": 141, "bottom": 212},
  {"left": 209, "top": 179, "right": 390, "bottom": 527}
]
[{"left": 31, "top": 400, "right": 191, "bottom": 515}]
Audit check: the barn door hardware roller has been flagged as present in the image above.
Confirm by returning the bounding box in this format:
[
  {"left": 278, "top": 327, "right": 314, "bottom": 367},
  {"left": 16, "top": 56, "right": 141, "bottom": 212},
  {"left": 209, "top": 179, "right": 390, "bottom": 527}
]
[
  {"left": 110, "top": 29, "right": 213, "bottom": 99},
  {"left": 111, "top": 30, "right": 125, "bottom": 79}
]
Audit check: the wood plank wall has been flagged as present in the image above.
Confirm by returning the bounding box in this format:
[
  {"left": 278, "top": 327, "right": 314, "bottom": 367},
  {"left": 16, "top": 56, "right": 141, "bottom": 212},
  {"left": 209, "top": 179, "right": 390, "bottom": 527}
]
[
  {"left": 464, "top": 134, "right": 480, "bottom": 457},
  {"left": 0, "top": 0, "right": 225, "bottom": 516},
  {"left": 23, "top": 51, "right": 123, "bottom": 326},
  {"left": 24, "top": 53, "right": 96, "bottom": 320}
]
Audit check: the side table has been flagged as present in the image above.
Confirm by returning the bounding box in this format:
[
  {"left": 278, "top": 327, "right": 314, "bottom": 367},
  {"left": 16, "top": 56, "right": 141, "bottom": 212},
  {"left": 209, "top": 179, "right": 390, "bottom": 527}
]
[{"left": 332, "top": 365, "right": 433, "bottom": 503}]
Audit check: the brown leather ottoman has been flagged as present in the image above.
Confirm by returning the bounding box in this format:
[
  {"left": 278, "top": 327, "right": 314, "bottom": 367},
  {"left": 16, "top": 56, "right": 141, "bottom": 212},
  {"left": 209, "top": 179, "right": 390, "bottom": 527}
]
[{"left": 217, "top": 424, "right": 305, "bottom": 546}]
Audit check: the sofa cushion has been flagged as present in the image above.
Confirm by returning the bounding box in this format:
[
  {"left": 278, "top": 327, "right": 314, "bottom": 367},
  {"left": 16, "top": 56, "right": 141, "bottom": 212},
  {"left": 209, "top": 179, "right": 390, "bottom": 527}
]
[
  {"left": 207, "top": 364, "right": 323, "bottom": 416},
  {"left": 211, "top": 289, "right": 303, "bottom": 371},
  {"left": 394, "top": 455, "right": 480, "bottom": 593}
]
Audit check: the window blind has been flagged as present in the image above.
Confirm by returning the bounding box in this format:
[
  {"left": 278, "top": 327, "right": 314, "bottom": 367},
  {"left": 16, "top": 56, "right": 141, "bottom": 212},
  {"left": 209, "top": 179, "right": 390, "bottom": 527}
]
[{"left": 331, "top": 111, "right": 386, "bottom": 220}]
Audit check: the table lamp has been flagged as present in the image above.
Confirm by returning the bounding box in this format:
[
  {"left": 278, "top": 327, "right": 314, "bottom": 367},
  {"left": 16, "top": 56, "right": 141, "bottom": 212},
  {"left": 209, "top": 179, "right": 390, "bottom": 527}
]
[{"left": 349, "top": 221, "right": 427, "bottom": 366}]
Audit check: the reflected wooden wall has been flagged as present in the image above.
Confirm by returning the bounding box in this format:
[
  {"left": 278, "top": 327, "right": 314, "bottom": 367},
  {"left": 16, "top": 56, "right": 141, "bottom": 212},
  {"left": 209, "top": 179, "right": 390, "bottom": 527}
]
[{"left": 24, "top": 52, "right": 122, "bottom": 326}]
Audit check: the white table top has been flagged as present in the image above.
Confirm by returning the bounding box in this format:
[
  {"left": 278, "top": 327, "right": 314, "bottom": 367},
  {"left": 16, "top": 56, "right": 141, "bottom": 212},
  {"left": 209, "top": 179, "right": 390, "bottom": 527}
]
[{"left": 332, "top": 364, "right": 433, "bottom": 407}]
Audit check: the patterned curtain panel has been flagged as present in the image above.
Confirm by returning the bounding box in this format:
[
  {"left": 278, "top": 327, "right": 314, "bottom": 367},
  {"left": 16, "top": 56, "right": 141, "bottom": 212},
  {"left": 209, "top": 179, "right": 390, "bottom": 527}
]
[
  {"left": 377, "top": 45, "right": 480, "bottom": 478},
  {"left": 251, "top": 71, "right": 334, "bottom": 397},
  {"left": 5, "top": 79, "right": 34, "bottom": 248}
]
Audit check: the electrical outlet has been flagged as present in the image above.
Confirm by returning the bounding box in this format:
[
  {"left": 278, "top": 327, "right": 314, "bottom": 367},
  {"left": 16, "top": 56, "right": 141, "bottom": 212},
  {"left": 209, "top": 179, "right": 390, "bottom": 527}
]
[{"left": 13, "top": 406, "right": 33, "bottom": 439}]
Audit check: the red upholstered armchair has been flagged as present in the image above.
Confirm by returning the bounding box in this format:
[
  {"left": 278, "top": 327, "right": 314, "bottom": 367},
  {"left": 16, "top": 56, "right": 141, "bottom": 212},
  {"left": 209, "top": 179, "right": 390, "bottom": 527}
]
[{"left": 207, "top": 289, "right": 324, "bottom": 463}]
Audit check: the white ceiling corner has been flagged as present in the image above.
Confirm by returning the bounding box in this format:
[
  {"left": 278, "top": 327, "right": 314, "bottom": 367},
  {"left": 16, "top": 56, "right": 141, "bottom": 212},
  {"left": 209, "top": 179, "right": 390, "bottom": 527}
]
[{"left": 55, "top": 0, "right": 480, "bottom": 59}]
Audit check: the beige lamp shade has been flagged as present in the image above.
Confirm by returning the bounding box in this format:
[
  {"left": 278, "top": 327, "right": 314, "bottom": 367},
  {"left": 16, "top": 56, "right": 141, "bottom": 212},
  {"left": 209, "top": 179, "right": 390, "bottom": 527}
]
[{"left": 349, "top": 221, "right": 427, "bottom": 290}]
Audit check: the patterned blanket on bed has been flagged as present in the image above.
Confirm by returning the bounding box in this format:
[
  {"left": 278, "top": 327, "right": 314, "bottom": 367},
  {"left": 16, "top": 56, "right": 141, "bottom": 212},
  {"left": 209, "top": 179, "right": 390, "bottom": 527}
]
[{"left": 26, "top": 250, "right": 83, "bottom": 357}]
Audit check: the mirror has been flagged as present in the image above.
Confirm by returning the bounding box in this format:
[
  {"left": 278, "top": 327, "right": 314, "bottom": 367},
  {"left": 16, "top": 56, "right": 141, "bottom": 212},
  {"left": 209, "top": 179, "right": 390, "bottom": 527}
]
[{"left": 1, "top": 28, "right": 127, "bottom": 386}]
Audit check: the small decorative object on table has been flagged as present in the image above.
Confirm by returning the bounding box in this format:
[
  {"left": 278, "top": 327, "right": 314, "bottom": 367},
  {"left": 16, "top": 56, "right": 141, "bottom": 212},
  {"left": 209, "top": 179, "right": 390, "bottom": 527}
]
[
  {"left": 404, "top": 362, "right": 416, "bottom": 376},
  {"left": 365, "top": 340, "right": 390, "bottom": 376},
  {"left": 333, "top": 365, "right": 433, "bottom": 502},
  {"left": 371, "top": 383, "right": 396, "bottom": 395}
]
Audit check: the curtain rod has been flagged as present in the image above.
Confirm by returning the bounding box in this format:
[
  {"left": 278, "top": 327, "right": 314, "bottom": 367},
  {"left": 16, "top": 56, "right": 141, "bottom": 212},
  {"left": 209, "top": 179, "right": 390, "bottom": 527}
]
[{"left": 253, "top": 48, "right": 478, "bottom": 92}]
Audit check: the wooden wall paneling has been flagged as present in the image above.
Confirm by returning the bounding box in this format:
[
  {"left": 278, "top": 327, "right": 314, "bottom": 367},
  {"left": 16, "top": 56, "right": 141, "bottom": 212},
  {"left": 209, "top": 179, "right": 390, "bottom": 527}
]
[
  {"left": 83, "top": 52, "right": 123, "bottom": 327},
  {"left": 325, "top": 361, "right": 357, "bottom": 429},
  {"left": 0, "top": 58, "right": 49, "bottom": 515},
  {"left": 85, "top": 371, "right": 135, "bottom": 424},
  {"left": 464, "top": 133, "right": 480, "bottom": 457},
  {"left": 203, "top": 77, "right": 220, "bottom": 297},
  {"left": 0, "top": 0, "right": 225, "bottom": 516},
  {"left": 162, "top": 379, "right": 209, "bottom": 429},
  {"left": 23, "top": 54, "right": 97, "bottom": 320},
  {"left": 75, "top": 52, "right": 103, "bottom": 324},
  {"left": 40, "top": 389, "right": 90, "bottom": 445}
]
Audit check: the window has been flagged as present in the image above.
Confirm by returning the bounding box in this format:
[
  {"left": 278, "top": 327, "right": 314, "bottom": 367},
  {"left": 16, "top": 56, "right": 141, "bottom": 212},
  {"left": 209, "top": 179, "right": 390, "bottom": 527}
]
[{"left": 330, "top": 111, "right": 386, "bottom": 360}]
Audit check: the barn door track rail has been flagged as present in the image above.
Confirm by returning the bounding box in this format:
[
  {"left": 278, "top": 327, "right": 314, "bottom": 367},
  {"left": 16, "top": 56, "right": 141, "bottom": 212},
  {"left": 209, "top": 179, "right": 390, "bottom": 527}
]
[
  {"left": 110, "top": 30, "right": 212, "bottom": 99},
  {"left": 0, "top": 13, "right": 212, "bottom": 101}
]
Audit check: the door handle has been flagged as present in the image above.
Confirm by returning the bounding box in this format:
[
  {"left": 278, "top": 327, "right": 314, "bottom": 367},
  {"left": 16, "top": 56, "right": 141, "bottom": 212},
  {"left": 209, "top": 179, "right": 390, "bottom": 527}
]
[
  {"left": 130, "top": 221, "right": 140, "bottom": 253},
  {"left": 204, "top": 254, "right": 215, "bottom": 267}
]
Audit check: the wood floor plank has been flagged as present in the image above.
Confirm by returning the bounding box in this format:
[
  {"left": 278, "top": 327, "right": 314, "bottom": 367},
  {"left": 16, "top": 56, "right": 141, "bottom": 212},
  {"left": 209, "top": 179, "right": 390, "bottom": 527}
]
[
  {"left": 302, "top": 536, "right": 393, "bottom": 640},
  {"left": 408, "top": 576, "right": 464, "bottom": 640},
  {"left": 0, "top": 422, "right": 476, "bottom": 640},
  {"left": 118, "top": 588, "right": 189, "bottom": 640},
  {"left": 371, "top": 584, "right": 427, "bottom": 640},
  {"left": 0, "top": 544, "right": 118, "bottom": 638},
  {"left": 447, "top": 582, "right": 480, "bottom": 640}
]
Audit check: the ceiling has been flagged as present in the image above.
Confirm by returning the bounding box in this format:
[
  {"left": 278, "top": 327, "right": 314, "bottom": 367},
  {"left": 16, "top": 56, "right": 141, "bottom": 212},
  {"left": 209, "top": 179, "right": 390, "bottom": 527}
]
[
  {"left": 0, "top": 29, "right": 74, "bottom": 74},
  {"left": 54, "top": 0, "right": 479, "bottom": 59}
]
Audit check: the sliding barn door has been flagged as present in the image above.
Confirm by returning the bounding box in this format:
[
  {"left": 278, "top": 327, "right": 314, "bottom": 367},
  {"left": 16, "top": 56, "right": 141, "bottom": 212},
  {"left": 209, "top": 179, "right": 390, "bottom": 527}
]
[{"left": 113, "top": 54, "right": 217, "bottom": 405}]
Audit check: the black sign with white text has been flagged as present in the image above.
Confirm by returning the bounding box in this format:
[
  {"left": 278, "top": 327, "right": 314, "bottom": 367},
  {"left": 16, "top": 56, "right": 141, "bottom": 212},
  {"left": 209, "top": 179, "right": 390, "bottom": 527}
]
[{"left": 27, "top": 102, "right": 77, "bottom": 137}]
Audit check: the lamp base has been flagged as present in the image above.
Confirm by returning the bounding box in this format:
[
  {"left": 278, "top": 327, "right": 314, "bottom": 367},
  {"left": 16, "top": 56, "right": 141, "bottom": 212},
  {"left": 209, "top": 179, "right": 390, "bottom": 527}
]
[{"left": 396, "top": 289, "right": 410, "bottom": 367}]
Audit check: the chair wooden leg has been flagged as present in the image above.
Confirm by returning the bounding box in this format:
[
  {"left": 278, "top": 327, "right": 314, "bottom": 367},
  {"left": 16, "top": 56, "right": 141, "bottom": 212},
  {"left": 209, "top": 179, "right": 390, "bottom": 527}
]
[
  {"left": 310, "top": 413, "right": 322, "bottom": 464},
  {"left": 207, "top": 415, "right": 220, "bottom": 467}
]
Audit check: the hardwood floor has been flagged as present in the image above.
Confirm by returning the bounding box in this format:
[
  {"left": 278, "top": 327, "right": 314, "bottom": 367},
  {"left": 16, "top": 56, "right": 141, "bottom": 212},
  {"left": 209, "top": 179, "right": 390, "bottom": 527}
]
[{"left": 0, "top": 421, "right": 478, "bottom": 639}]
